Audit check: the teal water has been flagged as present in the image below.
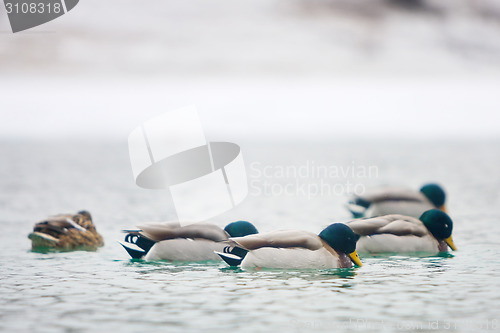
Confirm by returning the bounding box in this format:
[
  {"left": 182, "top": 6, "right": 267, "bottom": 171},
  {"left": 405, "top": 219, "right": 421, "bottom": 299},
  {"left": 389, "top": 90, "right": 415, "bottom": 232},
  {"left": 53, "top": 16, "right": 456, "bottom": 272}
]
[{"left": 1, "top": 141, "right": 499, "bottom": 332}]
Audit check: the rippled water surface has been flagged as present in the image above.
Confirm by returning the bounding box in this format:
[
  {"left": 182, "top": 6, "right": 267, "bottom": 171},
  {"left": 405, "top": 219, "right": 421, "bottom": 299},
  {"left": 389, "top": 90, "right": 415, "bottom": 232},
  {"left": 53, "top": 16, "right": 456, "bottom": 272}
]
[{"left": 1, "top": 141, "right": 499, "bottom": 332}]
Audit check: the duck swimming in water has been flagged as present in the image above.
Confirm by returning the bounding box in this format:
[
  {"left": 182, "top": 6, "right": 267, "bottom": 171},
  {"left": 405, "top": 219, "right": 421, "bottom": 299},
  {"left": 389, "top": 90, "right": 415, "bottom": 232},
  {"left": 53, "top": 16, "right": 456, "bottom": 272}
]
[
  {"left": 344, "top": 209, "right": 456, "bottom": 254},
  {"left": 120, "top": 220, "right": 258, "bottom": 261},
  {"left": 346, "top": 183, "right": 447, "bottom": 218},
  {"left": 216, "top": 223, "right": 362, "bottom": 269},
  {"left": 28, "top": 211, "right": 104, "bottom": 251}
]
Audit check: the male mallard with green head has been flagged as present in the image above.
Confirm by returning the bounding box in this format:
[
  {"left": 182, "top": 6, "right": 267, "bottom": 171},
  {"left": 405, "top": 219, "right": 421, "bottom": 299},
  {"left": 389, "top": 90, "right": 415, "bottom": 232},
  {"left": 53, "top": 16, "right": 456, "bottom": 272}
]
[
  {"left": 28, "top": 211, "right": 104, "bottom": 251},
  {"left": 120, "top": 220, "right": 259, "bottom": 261},
  {"left": 217, "top": 223, "right": 362, "bottom": 269},
  {"left": 345, "top": 209, "right": 456, "bottom": 254},
  {"left": 346, "top": 183, "right": 447, "bottom": 218}
]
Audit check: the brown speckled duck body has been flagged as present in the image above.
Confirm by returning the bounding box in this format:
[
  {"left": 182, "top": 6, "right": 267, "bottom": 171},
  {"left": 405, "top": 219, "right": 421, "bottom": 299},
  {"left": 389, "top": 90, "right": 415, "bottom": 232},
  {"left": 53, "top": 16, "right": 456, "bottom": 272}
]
[{"left": 28, "top": 211, "right": 104, "bottom": 251}]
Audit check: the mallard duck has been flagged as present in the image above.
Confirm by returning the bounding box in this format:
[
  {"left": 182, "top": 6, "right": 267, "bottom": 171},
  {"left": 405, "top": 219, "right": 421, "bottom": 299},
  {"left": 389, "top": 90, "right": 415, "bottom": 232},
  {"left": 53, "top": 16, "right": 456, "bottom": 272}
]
[
  {"left": 28, "top": 211, "right": 104, "bottom": 251},
  {"left": 346, "top": 183, "right": 447, "bottom": 218},
  {"left": 216, "top": 223, "right": 362, "bottom": 269},
  {"left": 345, "top": 209, "right": 457, "bottom": 254},
  {"left": 120, "top": 220, "right": 258, "bottom": 261}
]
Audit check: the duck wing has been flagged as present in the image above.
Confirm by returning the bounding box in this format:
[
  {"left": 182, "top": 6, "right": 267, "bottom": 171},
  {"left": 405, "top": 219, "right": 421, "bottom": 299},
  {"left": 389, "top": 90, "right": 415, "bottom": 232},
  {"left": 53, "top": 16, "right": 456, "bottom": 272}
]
[
  {"left": 33, "top": 215, "right": 87, "bottom": 234},
  {"left": 228, "top": 230, "right": 322, "bottom": 251},
  {"left": 138, "top": 222, "right": 228, "bottom": 242},
  {"left": 347, "top": 215, "right": 427, "bottom": 237},
  {"left": 347, "top": 187, "right": 429, "bottom": 218},
  {"left": 356, "top": 187, "right": 428, "bottom": 204}
]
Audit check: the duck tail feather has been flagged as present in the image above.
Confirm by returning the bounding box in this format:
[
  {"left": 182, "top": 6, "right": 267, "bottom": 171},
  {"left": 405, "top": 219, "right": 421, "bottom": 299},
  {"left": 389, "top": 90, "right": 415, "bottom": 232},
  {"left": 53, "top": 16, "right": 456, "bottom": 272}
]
[
  {"left": 345, "top": 203, "right": 367, "bottom": 218},
  {"left": 215, "top": 252, "right": 244, "bottom": 266},
  {"left": 215, "top": 246, "right": 249, "bottom": 267},
  {"left": 119, "top": 241, "right": 147, "bottom": 259},
  {"left": 120, "top": 232, "right": 156, "bottom": 259},
  {"left": 124, "top": 233, "right": 156, "bottom": 253}
]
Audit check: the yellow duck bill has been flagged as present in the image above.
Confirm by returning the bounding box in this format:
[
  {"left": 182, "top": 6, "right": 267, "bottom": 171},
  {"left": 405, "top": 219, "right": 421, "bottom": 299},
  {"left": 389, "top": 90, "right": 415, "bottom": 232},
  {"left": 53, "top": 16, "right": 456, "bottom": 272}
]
[
  {"left": 349, "top": 250, "right": 362, "bottom": 267},
  {"left": 445, "top": 236, "right": 457, "bottom": 251}
]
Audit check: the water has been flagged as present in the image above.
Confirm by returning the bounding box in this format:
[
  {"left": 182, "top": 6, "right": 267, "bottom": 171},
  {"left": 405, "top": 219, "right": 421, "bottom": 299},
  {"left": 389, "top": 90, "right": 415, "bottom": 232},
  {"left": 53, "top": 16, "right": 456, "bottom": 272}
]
[{"left": 1, "top": 140, "right": 500, "bottom": 332}]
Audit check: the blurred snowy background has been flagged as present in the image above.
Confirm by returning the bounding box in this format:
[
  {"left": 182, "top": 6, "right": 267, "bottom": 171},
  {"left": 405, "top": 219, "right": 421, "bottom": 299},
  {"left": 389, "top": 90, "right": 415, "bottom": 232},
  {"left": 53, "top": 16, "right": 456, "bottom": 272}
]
[{"left": 1, "top": 0, "right": 499, "bottom": 141}]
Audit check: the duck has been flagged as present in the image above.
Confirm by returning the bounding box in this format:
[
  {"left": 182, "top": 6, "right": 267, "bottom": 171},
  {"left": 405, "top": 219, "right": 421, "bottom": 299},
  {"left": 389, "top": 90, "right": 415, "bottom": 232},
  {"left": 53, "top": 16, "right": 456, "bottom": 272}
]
[
  {"left": 120, "top": 220, "right": 258, "bottom": 261},
  {"left": 346, "top": 183, "right": 447, "bottom": 218},
  {"left": 216, "top": 223, "right": 362, "bottom": 269},
  {"left": 28, "top": 210, "right": 104, "bottom": 251},
  {"left": 344, "top": 209, "right": 457, "bottom": 254}
]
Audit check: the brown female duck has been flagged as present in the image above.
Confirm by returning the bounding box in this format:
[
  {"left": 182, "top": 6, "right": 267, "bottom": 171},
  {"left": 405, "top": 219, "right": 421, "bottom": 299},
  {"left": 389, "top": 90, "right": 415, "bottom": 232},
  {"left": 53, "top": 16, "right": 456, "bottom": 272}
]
[{"left": 28, "top": 211, "right": 104, "bottom": 251}]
